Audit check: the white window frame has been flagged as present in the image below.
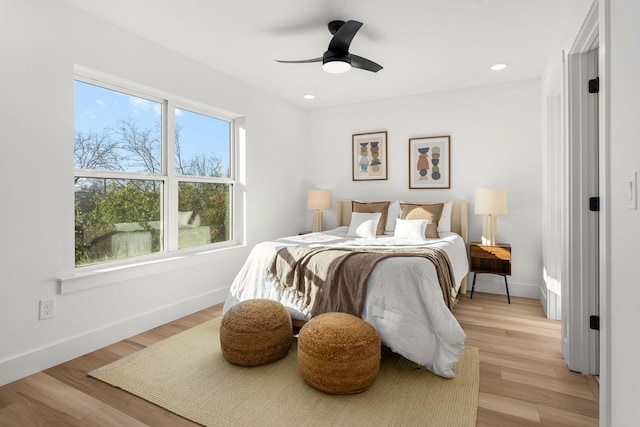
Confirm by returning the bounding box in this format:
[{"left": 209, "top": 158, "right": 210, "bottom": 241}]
[
  {"left": 171, "top": 102, "right": 236, "bottom": 250},
  {"left": 72, "top": 68, "right": 239, "bottom": 274}
]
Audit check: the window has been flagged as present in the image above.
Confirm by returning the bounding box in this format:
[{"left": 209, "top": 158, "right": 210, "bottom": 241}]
[{"left": 74, "top": 77, "right": 234, "bottom": 267}]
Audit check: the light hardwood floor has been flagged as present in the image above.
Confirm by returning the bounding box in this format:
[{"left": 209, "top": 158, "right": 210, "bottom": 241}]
[
  {"left": 0, "top": 292, "right": 598, "bottom": 426},
  {"left": 456, "top": 292, "right": 599, "bottom": 426}
]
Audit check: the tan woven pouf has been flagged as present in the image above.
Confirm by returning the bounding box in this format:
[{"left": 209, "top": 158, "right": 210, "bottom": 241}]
[
  {"left": 298, "top": 312, "right": 381, "bottom": 394},
  {"left": 220, "top": 299, "right": 293, "bottom": 366}
]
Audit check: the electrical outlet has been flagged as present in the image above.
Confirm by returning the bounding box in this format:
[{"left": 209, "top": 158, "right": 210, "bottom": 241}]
[{"left": 39, "top": 298, "right": 56, "bottom": 320}]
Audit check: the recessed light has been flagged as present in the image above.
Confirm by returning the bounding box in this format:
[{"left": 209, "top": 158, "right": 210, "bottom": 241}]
[
  {"left": 303, "top": 94, "right": 315, "bottom": 100},
  {"left": 490, "top": 63, "right": 507, "bottom": 71}
]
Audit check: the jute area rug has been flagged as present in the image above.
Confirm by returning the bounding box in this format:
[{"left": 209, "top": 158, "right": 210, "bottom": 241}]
[{"left": 89, "top": 317, "right": 479, "bottom": 426}]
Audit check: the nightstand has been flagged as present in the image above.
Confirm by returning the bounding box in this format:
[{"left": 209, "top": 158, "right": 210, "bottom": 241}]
[{"left": 469, "top": 242, "right": 512, "bottom": 304}]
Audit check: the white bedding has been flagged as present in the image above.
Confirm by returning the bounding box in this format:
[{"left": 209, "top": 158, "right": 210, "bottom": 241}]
[{"left": 223, "top": 226, "right": 469, "bottom": 378}]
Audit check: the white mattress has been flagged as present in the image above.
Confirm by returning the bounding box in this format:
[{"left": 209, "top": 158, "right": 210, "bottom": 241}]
[{"left": 223, "top": 227, "right": 469, "bottom": 378}]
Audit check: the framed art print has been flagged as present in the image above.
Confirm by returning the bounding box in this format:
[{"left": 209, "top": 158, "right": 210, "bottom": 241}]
[
  {"left": 408, "top": 135, "right": 450, "bottom": 189},
  {"left": 352, "top": 131, "right": 388, "bottom": 181}
]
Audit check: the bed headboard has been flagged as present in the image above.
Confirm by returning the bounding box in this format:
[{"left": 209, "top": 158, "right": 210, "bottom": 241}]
[{"left": 336, "top": 200, "right": 469, "bottom": 244}]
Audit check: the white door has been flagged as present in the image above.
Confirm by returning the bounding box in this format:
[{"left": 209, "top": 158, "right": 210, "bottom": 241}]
[{"left": 563, "top": 43, "right": 600, "bottom": 376}]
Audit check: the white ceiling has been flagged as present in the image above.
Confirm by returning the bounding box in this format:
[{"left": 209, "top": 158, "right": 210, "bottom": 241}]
[{"left": 61, "top": 0, "right": 591, "bottom": 109}]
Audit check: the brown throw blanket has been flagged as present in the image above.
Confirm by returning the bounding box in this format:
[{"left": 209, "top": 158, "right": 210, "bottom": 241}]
[{"left": 267, "top": 246, "right": 456, "bottom": 317}]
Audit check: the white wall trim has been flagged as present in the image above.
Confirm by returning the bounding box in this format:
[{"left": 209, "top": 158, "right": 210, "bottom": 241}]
[
  {"left": 539, "top": 286, "right": 548, "bottom": 315},
  {"left": 563, "top": 0, "right": 600, "bottom": 376},
  {"left": 543, "top": 269, "right": 562, "bottom": 320},
  {"left": 539, "top": 285, "right": 562, "bottom": 321},
  {"left": 542, "top": 90, "right": 563, "bottom": 321},
  {"left": 598, "top": 0, "right": 611, "bottom": 425},
  {"left": 60, "top": 244, "right": 248, "bottom": 294},
  {"left": 0, "top": 286, "right": 230, "bottom": 387}
]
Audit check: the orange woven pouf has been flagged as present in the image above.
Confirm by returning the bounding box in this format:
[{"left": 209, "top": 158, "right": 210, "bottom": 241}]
[
  {"left": 220, "top": 299, "right": 293, "bottom": 366},
  {"left": 298, "top": 312, "right": 381, "bottom": 394}
]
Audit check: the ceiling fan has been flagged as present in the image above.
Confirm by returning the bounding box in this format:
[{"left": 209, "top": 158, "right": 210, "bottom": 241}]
[{"left": 275, "top": 20, "right": 383, "bottom": 74}]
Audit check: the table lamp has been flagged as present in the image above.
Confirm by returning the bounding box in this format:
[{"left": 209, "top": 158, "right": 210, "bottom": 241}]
[
  {"left": 308, "top": 189, "right": 331, "bottom": 232},
  {"left": 475, "top": 188, "right": 508, "bottom": 245}
]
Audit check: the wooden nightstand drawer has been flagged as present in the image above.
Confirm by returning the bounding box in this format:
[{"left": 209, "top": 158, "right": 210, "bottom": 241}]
[{"left": 470, "top": 243, "right": 511, "bottom": 276}]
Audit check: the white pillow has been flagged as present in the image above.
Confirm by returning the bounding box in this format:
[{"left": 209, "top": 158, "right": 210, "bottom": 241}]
[
  {"left": 346, "top": 212, "right": 381, "bottom": 239},
  {"left": 437, "top": 202, "right": 453, "bottom": 233},
  {"left": 393, "top": 218, "right": 428, "bottom": 241},
  {"left": 385, "top": 200, "right": 401, "bottom": 232},
  {"left": 178, "top": 211, "right": 193, "bottom": 226}
]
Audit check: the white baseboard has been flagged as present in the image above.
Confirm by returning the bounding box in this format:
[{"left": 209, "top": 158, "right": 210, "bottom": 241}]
[
  {"left": 540, "top": 285, "right": 561, "bottom": 320},
  {"left": 467, "top": 273, "right": 539, "bottom": 299},
  {"left": 542, "top": 273, "right": 562, "bottom": 320},
  {"left": 0, "top": 286, "right": 229, "bottom": 387},
  {"left": 546, "top": 290, "right": 562, "bottom": 320},
  {"left": 539, "top": 285, "right": 548, "bottom": 315}
]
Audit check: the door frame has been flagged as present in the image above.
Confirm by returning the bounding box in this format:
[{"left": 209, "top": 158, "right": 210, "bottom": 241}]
[
  {"left": 563, "top": 21, "right": 599, "bottom": 376},
  {"left": 563, "top": 0, "right": 610, "bottom": 424}
]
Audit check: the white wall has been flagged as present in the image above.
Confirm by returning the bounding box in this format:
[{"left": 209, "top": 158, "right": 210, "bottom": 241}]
[
  {"left": 306, "top": 80, "right": 542, "bottom": 297},
  {"left": 608, "top": 0, "right": 640, "bottom": 424},
  {"left": 0, "top": 0, "right": 307, "bottom": 386}
]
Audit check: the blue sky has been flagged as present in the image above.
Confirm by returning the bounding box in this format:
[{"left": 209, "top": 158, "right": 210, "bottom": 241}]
[{"left": 74, "top": 80, "right": 230, "bottom": 174}]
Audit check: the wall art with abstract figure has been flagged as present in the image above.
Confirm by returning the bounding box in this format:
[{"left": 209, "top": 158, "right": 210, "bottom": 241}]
[
  {"left": 408, "top": 135, "right": 450, "bottom": 189},
  {"left": 352, "top": 131, "right": 388, "bottom": 181}
]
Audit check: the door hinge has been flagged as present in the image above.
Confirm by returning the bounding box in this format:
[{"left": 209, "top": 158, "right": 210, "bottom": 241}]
[
  {"left": 588, "top": 77, "right": 599, "bottom": 94},
  {"left": 589, "top": 197, "right": 600, "bottom": 211},
  {"left": 590, "top": 315, "right": 600, "bottom": 331}
]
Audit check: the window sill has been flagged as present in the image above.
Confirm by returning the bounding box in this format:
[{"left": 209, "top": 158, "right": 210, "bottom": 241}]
[{"left": 59, "top": 243, "right": 250, "bottom": 294}]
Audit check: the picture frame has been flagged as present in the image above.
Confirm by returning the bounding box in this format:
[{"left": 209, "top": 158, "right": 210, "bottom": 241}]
[
  {"left": 352, "top": 131, "right": 388, "bottom": 181},
  {"left": 408, "top": 135, "right": 451, "bottom": 189}
]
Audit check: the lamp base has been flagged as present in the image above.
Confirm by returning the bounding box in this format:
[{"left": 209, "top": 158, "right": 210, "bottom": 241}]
[
  {"left": 312, "top": 210, "right": 324, "bottom": 233},
  {"left": 481, "top": 214, "right": 497, "bottom": 246}
]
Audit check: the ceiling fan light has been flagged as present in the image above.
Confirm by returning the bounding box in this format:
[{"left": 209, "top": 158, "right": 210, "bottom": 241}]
[{"left": 323, "top": 60, "right": 351, "bottom": 73}]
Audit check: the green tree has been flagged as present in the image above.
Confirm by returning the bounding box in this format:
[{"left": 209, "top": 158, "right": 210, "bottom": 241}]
[
  {"left": 178, "top": 182, "right": 229, "bottom": 242},
  {"left": 75, "top": 117, "right": 229, "bottom": 265}
]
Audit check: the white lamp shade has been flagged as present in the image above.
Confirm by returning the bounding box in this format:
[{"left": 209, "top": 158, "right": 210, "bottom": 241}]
[
  {"left": 307, "top": 189, "right": 331, "bottom": 211},
  {"left": 474, "top": 188, "right": 508, "bottom": 215}
]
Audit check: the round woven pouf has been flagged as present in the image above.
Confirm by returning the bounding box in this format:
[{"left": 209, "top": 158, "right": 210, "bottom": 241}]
[
  {"left": 298, "top": 312, "right": 381, "bottom": 394},
  {"left": 220, "top": 299, "right": 293, "bottom": 367}
]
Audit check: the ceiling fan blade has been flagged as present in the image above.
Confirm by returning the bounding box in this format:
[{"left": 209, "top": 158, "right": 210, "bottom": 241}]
[
  {"left": 328, "top": 20, "right": 363, "bottom": 53},
  {"left": 351, "top": 54, "right": 383, "bottom": 73},
  {"left": 275, "top": 57, "right": 322, "bottom": 64}
]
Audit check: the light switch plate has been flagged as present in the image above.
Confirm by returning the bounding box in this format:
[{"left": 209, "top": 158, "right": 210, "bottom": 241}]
[{"left": 628, "top": 171, "right": 637, "bottom": 210}]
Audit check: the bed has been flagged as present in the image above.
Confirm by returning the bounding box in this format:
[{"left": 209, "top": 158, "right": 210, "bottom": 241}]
[{"left": 223, "top": 200, "right": 469, "bottom": 378}]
